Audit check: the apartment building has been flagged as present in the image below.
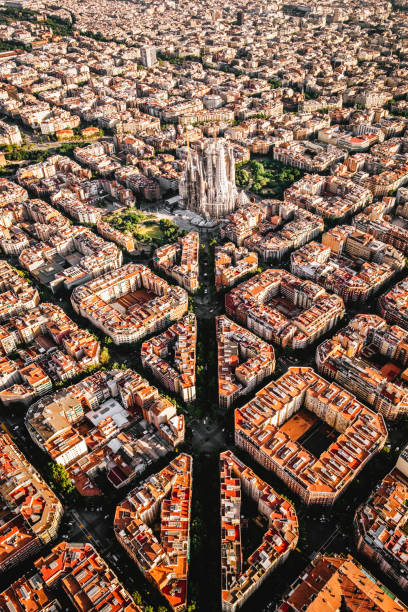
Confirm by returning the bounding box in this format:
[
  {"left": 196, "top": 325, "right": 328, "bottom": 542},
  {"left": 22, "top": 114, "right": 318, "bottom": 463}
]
[
  {"left": 74, "top": 142, "right": 121, "bottom": 176},
  {"left": 115, "top": 454, "right": 192, "bottom": 612},
  {"left": 141, "top": 313, "right": 197, "bottom": 402},
  {"left": 225, "top": 269, "right": 345, "bottom": 349},
  {"left": 354, "top": 448, "right": 408, "bottom": 591},
  {"left": 97, "top": 219, "right": 135, "bottom": 252},
  {"left": 0, "top": 120, "right": 22, "bottom": 146},
  {"left": 0, "top": 433, "right": 63, "bottom": 571},
  {"left": 291, "top": 225, "right": 404, "bottom": 303},
  {"left": 0, "top": 515, "right": 42, "bottom": 575},
  {"left": 0, "top": 260, "right": 39, "bottom": 321},
  {"left": 25, "top": 368, "right": 185, "bottom": 487},
  {"left": 153, "top": 231, "right": 199, "bottom": 293},
  {"left": 35, "top": 542, "right": 141, "bottom": 611},
  {"left": 217, "top": 315, "right": 275, "bottom": 411},
  {"left": 220, "top": 200, "right": 266, "bottom": 247},
  {"left": 0, "top": 194, "right": 123, "bottom": 292},
  {"left": 317, "top": 314, "right": 408, "bottom": 419},
  {"left": 16, "top": 156, "right": 91, "bottom": 196},
  {"left": 0, "top": 571, "right": 61, "bottom": 611},
  {"left": 353, "top": 200, "right": 408, "bottom": 254},
  {"left": 220, "top": 451, "right": 298, "bottom": 612},
  {"left": 0, "top": 302, "right": 100, "bottom": 404},
  {"left": 285, "top": 174, "right": 372, "bottom": 221},
  {"left": 235, "top": 367, "right": 387, "bottom": 505},
  {"left": 215, "top": 243, "right": 258, "bottom": 292},
  {"left": 274, "top": 140, "right": 345, "bottom": 172},
  {"left": 277, "top": 554, "right": 407, "bottom": 612},
  {"left": 71, "top": 264, "right": 188, "bottom": 344},
  {"left": 379, "top": 277, "right": 408, "bottom": 330},
  {"left": 221, "top": 200, "right": 324, "bottom": 262}
]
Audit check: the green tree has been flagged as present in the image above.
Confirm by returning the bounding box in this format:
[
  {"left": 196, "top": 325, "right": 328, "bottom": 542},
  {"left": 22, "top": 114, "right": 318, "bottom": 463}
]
[
  {"left": 159, "top": 218, "right": 173, "bottom": 229},
  {"left": 99, "top": 346, "right": 110, "bottom": 366},
  {"left": 48, "top": 463, "right": 75, "bottom": 494},
  {"left": 192, "top": 533, "right": 201, "bottom": 553},
  {"left": 131, "top": 591, "right": 142, "bottom": 605}
]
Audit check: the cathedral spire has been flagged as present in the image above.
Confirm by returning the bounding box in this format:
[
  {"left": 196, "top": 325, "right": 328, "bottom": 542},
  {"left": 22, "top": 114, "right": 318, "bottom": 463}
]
[{"left": 179, "top": 139, "right": 239, "bottom": 219}]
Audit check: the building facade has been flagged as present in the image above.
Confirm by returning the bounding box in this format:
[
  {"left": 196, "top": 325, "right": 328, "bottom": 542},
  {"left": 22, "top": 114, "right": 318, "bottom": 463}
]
[{"left": 180, "top": 139, "right": 240, "bottom": 219}]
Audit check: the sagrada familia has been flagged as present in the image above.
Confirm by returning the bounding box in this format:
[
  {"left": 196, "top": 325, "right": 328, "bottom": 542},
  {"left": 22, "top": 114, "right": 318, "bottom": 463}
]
[{"left": 179, "top": 139, "right": 248, "bottom": 220}]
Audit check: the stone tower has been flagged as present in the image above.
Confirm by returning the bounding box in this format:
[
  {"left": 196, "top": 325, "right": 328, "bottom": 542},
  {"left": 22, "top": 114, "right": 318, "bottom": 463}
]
[{"left": 180, "top": 139, "right": 239, "bottom": 219}]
